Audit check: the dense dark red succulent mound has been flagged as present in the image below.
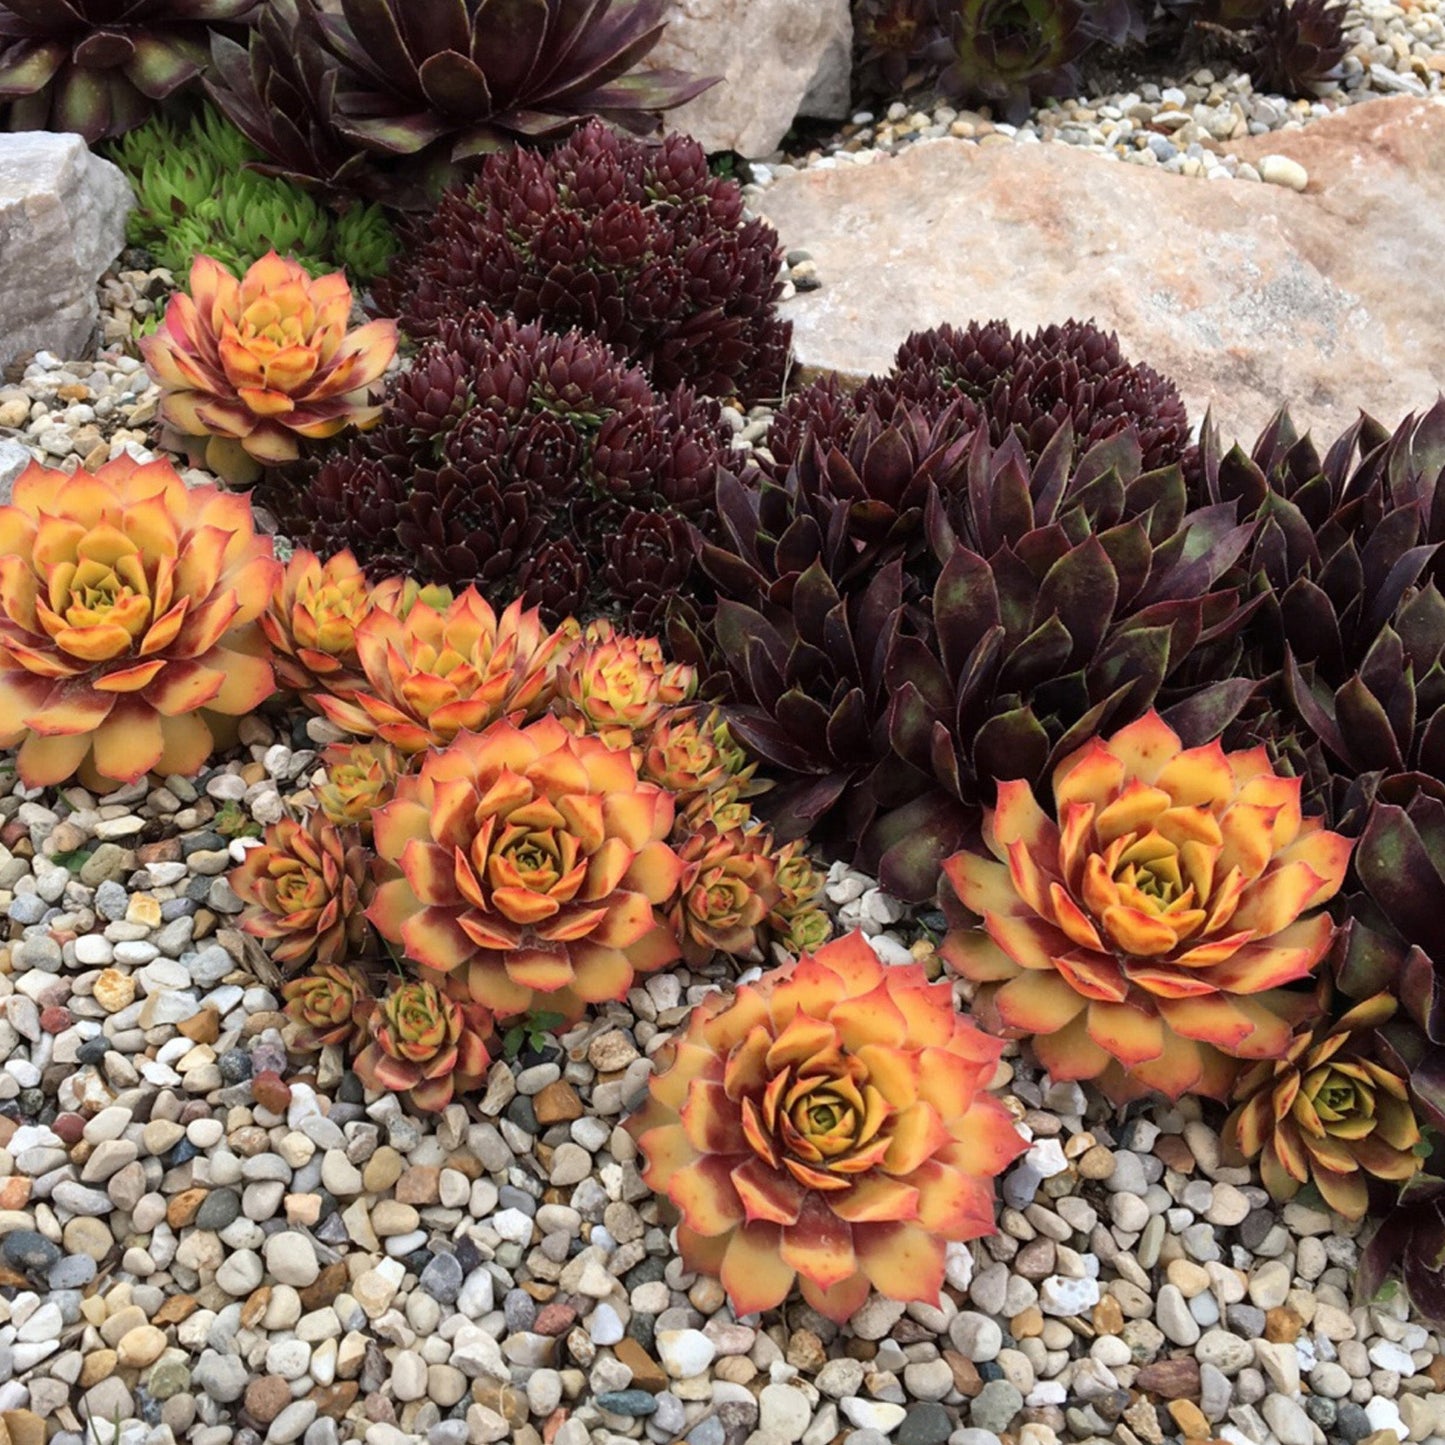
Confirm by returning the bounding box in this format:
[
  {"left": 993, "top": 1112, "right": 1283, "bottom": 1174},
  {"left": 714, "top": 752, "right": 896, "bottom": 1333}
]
[
  {"left": 693, "top": 339, "right": 1252, "bottom": 898},
  {"left": 205, "top": 0, "right": 711, "bottom": 208},
  {"left": 0, "top": 0, "right": 256, "bottom": 141},
  {"left": 371, "top": 120, "right": 792, "bottom": 403},
  {"left": 277, "top": 308, "right": 746, "bottom": 633},
  {"left": 892, "top": 317, "right": 1192, "bottom": 471}
]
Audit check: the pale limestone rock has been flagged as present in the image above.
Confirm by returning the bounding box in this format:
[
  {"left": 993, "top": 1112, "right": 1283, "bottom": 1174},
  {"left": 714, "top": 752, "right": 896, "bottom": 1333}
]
[
  {"left": 0, "top": 133, "right": 132, "bottom": 366},
  {"left": 652, "top": 0, "right": 851, "bottom": 157},
  {"left": 756, "top": 97, "right": 1445, "bottom": 446}
]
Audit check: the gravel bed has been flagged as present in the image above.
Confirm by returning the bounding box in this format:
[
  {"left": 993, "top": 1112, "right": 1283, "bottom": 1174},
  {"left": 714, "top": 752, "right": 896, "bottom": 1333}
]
[
  {"left": 0, "top": 729, "right": 1441, "bottom": 1445},
  {"left": 743, "top": 0, "right": 1444, "bottom": 198}
]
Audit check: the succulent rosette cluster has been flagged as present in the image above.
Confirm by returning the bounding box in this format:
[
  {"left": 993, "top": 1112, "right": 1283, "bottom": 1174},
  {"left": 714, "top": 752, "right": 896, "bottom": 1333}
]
[
  {"left": 204, "top": 0, "right": 709, "bottom": 207},
  {"left": 626, "top": 932, "right": 1026, "bottom": 1321},
  {"left": 315, "top": 590, "right": 568, "bottom": 754},
  {"left": 367, "top": 716, "right": 685, "bottom": 1021},
  {"left": 142, "top": 251, "right": 396, "bottom": 484},
  {"left": 371, "top": 120, "right": 791, "bottom": 402},
  {"left": 1223, "top": 993, "right": 1424, "bottom": 1218},
  {"left": 260, "top": 548, "right": 375, "bottom": 701},
  {"left": 230, "top": 810, "right": 374, "bottom": 972},
  {"left": 0, "top": 455, "right": 278, "bottom": 790},
  {"left": 353, "top": 979, "right": 493, "bottom": 1112},
  {"left": 282, "top": 310, "right": 740, "bottom": 632},
  {"left": 941, "top": 712, "right": 1353, "bottom": 1101}
]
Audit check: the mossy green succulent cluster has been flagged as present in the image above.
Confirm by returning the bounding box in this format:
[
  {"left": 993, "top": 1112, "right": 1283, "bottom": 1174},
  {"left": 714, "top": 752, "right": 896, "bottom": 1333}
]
[{"left": 103, "top": 105, "right": 398, "bottom": 283}]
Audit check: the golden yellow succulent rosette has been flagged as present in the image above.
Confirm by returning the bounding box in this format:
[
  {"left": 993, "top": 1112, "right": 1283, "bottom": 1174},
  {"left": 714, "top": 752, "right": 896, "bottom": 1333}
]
[
  {"left": 627, "top": 932, "right": 1026, "bottom": 1322},
  {"left": 142, "top": 252, "right": 396, "bottom": 483},
  {"left": 941, "top": 712, "right": 1352, "bottom": 1101},
  {"left": 367, "top": 716, "right": 685, "bottom": 1021},
  {"left": 0, "top": 456, "right": 278, "bottom": 789}
]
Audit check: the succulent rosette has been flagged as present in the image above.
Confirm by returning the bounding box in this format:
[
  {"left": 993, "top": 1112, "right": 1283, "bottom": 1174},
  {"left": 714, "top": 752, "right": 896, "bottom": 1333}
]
[
  {"left": 0, "top": 455, "right": 278, "bottom": 790},
  {"left": 671, "top": 825, "right": 782, "bottom": 967},
  {"left": 1223, "top": 993, "right": 1424, "bottom": 1218},
  {"left": 141, "top": 251, "right": 396, "bottom": 484},
  {"left": 641, "top": 708, "right": 733, "bottom": 801},
  {"left": 367, "top": 716, "right": 685, "bottom": 1021},
  {"left": 353, "top": 979, "right": 492, "bottom": 1112},
  {"left": 316, "top": 739, "right": 405, "bottom": 834},
  {"left": 0, "top": 0, "right": 257, "bottom": 142},
  {"left": 262, "top": 550, "right": 453, "bottom": 708},
  {"left": 282, "top": 963, "right": 375, "bottom": 1050},
  {"left": 941, "top": 712, "right": 1353, "bottom": 1101},
  {"left": 626, "top": 932, "right": 1025, "bottom": 1321},
  {"left": 230, "top": 810, "right": 374, "bottom": 971},
  {"left": 558, "top": 623, "right": 698, "bottom": 750},
  {"left": 261, "top": 548, "right": 376, "bottom": 702},
  {"left": 316, "top": 590, "right": 566, "bottom": 754}
]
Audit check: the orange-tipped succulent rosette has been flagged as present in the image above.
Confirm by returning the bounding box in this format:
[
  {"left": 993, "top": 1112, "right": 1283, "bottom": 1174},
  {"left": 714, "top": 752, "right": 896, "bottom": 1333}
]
[
  {"left": 941, "top": 712, "right": 1352, "bottom": 1101},
  {"left": 367, "top": 715, "right": 686, "bottom": 1021},
  {"left": 142, "top": 251, "right": 396, "bottom": 484},
  {"left": 0, "top": 455, "right": 279, "bottom": 789},
  {"left": 626, "top": 932, "right": 1025, "bottom": 1322},
  {"left": 315, "top": 589, "right": 566, "bottom": 754},
  {"left": 353, "top": 979, "right": 493, "bottom": 1113}
]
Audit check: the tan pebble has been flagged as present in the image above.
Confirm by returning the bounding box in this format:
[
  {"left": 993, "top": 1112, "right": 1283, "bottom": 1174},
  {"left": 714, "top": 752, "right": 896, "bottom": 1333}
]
[
  {"left": 533, "top": 1081, "right": 584, "bottom": 1124},
  {"left": 1154, "top": 1134, "right": 1196, "bottom": 1173},
  {"left": 177, "top": 1007, "right": 220, "bottom": 1044},
  {"left": 1166, "top": 1260, "right": 1212, "bottom": 1298},
  {"left": 167, "top": 1188, "right": 208, "bottom": 1229},
  {"left": 1092, "top": 1296, "right": 1125, "bottom": 1334},
  {"left": 240, "top": 1289, "right": 270, "bottom": 1329},
  {"left": 1011, "top": 1306, "right": 1044, "bottom": 1338},
  {"left": 371, "top": 1200, "right": 419, "bottom": 1237},
  {"left": 586, "top": 1030, "right": 639, "bottom": 1073},
  {"left": 361, "top": 1146, "right": 404, "bottom": 1193},
  {"left": 125, "top": 894, "right": 163, "bottom": 929},
  {"left": 393, "top": 1166, "right": 441, "bottom": 1206},
  {"left": 117, "top": 1325, "right": 166, "bottom": 1368},
  {"left": 0, "top": 1178, "right": 31, "bottom": 1210},
  {"left": 1266, "top": 1306, "right": 1303, "bottom": 1343},
  {"left": 1169, "top": 1401, "right": 1212, "bottom": 1439},
  {"left": 92, "top": 969, "right": 136, "bottom": 1013},
  {"left": 285, "top": 1194, "right": 322, "bottom": 1226},
  {"left": 63, "top": 1216, "right": 114, "bottom": 1262},
  {"left": 100, "top": 1304, "right": 147, "bottom": 1346},
  {"left": 613, "top": 1338, "right": 667, "bottom": 1393},
  {"left": 714, "top": 1355, "right": 756, "bottom": 1385},
  {"left": 152, "top": 1296, "right": 198, "bottom": 1326},
  {"left": 1077, "top": 1145, "right": 1115, "bottom": 1179},
  {"left": 78, "top": 1351, "right": 118, "bottom": 1388},
  {"left": 1, "top": 1410, "right": 47, "bottom": 1445}
]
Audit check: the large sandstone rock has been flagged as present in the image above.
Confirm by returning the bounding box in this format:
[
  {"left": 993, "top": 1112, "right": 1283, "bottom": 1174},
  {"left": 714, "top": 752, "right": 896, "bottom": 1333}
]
[
  {"left": 756, "top": 97, "right": 1445, "bottom": 446},
  {"left": 652, "top": 0, "right": 852, "bottom": 158},
  {"left": 0, "top": 133, "right": 133, "bottom": 369}
]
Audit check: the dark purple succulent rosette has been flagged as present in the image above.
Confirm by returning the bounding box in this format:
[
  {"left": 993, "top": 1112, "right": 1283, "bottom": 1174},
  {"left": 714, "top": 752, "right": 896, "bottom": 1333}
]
[
  {"left": 205, "top": 0, "right": 713, "bottom": 208},
  {"left": 0, "top": 0, "right": 257, "bottom": 141}
]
